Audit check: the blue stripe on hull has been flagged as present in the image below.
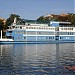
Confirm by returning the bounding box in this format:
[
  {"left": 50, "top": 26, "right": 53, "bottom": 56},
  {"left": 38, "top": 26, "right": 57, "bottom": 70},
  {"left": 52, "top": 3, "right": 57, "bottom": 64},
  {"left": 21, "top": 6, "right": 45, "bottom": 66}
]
[{"left": 0, "top": 40, "right": 75, "bottom": 44}]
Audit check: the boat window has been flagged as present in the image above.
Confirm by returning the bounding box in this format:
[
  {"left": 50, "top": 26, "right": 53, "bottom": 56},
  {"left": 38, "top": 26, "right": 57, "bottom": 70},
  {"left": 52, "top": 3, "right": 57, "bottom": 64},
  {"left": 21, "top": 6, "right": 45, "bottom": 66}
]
[
  {"left": 12, "top": 26, "right": 15, "bottom": 28},
  {"left": 70, "top": 32, "right": 73, "bottom": 35},
  {"left": 24, "top": 37, "right": 26, "bottom": 39},
  {"left": 24, "top": 31, "right": 26, "bottom": 34},
  {"left": 15, "top": 27, "right": 17, "bottom": 28},
  {"left": 60, "top": 37, "right": 61, "bottom": 39},
  {"left": 72, "top": 28, "right": 73, "bottom": 30},
  {"left": 68, "top": 33, "right": 69, "bottom": 35},
  {"left": 39, "top": 27, "right": 41, "bottom": 29},
  {"left": 18, "top": 37, "right": 20, "bottom": 39},
  {"left": 20, "top": 27, "right": 22, "bottom": 29},
  {"left": 34, "top": 27, "right": 36, "bottom": 29},
  {"left": 49, "top": 37, "right": 51, "bottom": 39},
  {"left": 9, "top": 31, "right": 12, "bottom": 33},
  {"left": 61, "top": 28, "right": 63, "bottom": 30},
  {"left": 26, "top": 27, "right": 28, "bottom": 29},
  {"left": 46, "top": 37, "right": 47, "bottom": 39},
  {"left": 38, "top": 32, "right": 41, "bottom": 34},
  {"left": 70, "top": 28, "right": 73, "bottom": 30},
  {"left": 53, "top": 37, "right": 54, "bottom": 39}
]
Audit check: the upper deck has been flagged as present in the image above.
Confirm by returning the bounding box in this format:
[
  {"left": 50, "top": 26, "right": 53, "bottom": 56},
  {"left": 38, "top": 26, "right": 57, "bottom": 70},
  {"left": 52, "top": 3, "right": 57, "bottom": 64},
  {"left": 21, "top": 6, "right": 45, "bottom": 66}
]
[
  {"left": 7, "top": 18, "right": 75, "bottom": 32},
  {"left": 7, "top": 23, "right": 56, "bottom": 31}
]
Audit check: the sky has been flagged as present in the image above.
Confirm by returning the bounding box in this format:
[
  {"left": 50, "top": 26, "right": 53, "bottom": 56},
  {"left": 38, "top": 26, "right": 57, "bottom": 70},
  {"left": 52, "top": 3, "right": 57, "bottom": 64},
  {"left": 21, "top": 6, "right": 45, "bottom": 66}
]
[{"left": 0, "top": 0, "right": 74, "bottom": 20}]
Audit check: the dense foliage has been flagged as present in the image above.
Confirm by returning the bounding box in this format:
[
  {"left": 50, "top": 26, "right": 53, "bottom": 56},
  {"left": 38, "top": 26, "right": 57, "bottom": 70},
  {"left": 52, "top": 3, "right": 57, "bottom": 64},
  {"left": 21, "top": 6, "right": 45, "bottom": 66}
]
[
  {"left": 6, "top": 14, "right": 21, "bottom": 26},
  {"left": 0, "top": 14, "right": 25, "bottom": 36},
  {"left": 0, "top": 13, "right": 75, "bottom": 31},
  {"left": 37, "top": 13, "right": 75, "bottom": 25},
  {"left": 0, "top": 19, "right": 4, "bottom": 30}
]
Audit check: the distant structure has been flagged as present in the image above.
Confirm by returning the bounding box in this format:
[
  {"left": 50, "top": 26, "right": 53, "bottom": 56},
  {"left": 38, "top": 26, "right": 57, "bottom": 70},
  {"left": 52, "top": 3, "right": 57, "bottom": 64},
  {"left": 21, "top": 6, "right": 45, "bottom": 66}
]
[
  {"left": 60, "top": 14, "right": 69, "bottom": 17},
  {"left": 44, "top": 13, "right": 69, "bottom": 18},
  {"left": 0, "top": 17, "right": 6, "bottom": 25}
]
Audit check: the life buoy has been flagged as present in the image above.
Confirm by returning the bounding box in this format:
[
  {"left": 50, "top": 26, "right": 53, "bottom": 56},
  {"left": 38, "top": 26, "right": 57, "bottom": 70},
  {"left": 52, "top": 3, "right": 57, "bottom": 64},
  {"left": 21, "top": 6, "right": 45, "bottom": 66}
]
[
  {"left": 64, "top": 66, "right": 75, "bottom": 71},
  {"left": 71, "top": 66, "right": 75, "bottom": 71}
]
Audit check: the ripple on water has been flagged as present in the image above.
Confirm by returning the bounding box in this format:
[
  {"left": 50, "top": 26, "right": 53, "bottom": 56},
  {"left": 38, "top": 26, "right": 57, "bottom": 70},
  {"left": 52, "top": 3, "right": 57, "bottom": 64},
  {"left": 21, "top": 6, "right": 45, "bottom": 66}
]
[{"left": 0, "top": 43, "right": 75, "bottom": 75}]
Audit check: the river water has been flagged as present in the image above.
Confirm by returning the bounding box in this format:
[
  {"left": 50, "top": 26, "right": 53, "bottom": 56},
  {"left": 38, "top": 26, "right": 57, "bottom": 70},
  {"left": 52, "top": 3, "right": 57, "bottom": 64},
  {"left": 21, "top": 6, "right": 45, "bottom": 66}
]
[{"left": 0, "top": 43, "right": 75, "bottom": 75}]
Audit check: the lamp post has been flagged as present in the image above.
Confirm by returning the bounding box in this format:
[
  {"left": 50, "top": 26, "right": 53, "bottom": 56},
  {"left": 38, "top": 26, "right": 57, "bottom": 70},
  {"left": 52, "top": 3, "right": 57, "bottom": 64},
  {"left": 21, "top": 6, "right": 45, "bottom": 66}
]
[{"left": 1, "top": 30, "right": 2, "bottom": 39}]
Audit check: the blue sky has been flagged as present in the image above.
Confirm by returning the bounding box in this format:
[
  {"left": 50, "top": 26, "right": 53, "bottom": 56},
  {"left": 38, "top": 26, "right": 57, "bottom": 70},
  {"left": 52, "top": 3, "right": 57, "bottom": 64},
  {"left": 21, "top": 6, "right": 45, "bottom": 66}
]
[{"left": 0, "top": 0, "right": 74, "bottom": 20}]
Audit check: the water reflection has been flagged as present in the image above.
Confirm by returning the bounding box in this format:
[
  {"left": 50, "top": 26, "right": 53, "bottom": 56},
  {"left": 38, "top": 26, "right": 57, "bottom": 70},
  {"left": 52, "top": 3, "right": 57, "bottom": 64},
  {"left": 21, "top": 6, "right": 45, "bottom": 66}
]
[{"left": 0, "top": 43, "right": 75, "bottom": 75}]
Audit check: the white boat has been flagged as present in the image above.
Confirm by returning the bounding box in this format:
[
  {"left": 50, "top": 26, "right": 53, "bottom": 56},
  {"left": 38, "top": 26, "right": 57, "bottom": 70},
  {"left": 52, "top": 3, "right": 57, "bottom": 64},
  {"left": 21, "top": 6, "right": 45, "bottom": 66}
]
[{"left": 0, "top": 18, "right": 75, "bottom": 44}]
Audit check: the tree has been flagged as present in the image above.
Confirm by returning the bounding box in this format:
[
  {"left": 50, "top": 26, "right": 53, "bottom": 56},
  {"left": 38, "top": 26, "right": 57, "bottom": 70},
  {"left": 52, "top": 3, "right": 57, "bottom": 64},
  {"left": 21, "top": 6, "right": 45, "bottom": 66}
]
[
  {"left": 37, "top": 13, "right": 75, "bottom": 26},
  {"left": 37, "top": 16, "right": 50, "bottom": 24},
  {"left": 6, "top": 14, "right": 21, "bottom": 26},
  {"left": 67, "top": 13, "right": 75, "bottom": 25},
  {"left": 17, "top": 19, "right": 26, "bottom": 25},
  {"left": 0, "top": 19, "right": 4, "bottom": 30},
  {"left": 37, "top": 16, "right": 45, "bottom": 21},
  {"left": 0, "top": 19, "right": 6, "bottom": 37}
]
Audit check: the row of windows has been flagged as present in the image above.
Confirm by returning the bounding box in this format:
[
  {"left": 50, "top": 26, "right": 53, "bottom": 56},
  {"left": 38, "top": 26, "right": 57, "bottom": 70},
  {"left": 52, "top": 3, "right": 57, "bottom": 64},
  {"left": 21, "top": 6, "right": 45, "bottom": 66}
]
[
  {"left": 14, "top": 31, "right": 75, "bottom": 35},
  {"left": 9, "top": 26, "right": 23, "bottom": 29},
  {"left": 10, "top": 26, "right": 55, "bottom": 30},
  {"left": 15, "top": 31, "right": 26, "bottom": 34},
  {"left": 60, "top": 37, "right": 74, "bottom": 40},
  {"left": 15, "top": 31, "right": 55, "bottom": 35},
  {"left": 26, "top": 32, "right": 54, "bottom": 35},
  {"left": 26, "top": 27, "right": 55, "bottom": 30},
  {"left": 15, "top": 37, "right": 26, "bottom": 39},
  {"left": 59, "top": 32, "right": 74, "bottom": 35},
  {"left": 14, "top": 36, "right": 54, "bottom": 40},
  {"left": 14, "top": 36, "right": 75, "bottom": 40},
  {"left": 9, "top": 26, "right": 74, "bottom": 31},
  {"left": 60, "top": 28, "right": 73, "bottom": 30}
]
